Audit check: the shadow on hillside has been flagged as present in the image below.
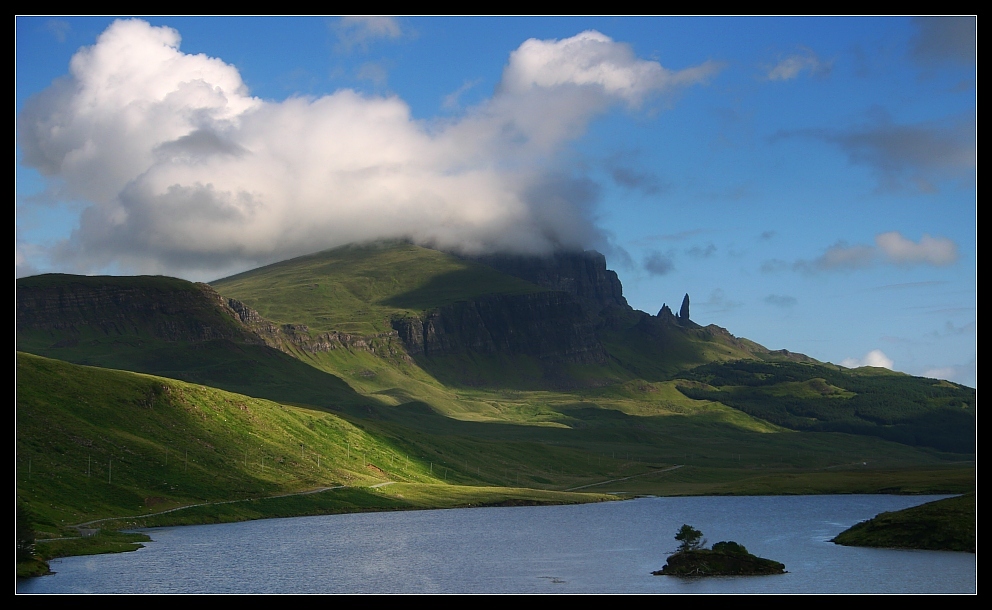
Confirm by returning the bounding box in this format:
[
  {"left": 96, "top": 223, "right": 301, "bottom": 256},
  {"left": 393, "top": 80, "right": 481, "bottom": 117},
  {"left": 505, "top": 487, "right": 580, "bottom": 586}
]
[{"left": 381, "top": 266, "right": 538, "bottom": 311}]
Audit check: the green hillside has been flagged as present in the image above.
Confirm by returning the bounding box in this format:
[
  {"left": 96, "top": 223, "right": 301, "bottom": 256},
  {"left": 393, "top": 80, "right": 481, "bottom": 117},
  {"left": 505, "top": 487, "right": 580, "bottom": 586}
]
[
  {"left": 16, "top": 272, "right": 375, "bottom": 412},
  {"left": 676, "top": 360, "right": 975, "bottom": 453},
  {"left": 832, "top": 493, "right": 975, "bottom": 552},
  {"left": 17, "top": 351, "right": 968, "bottom": 532},
  {"left": 16, "top": 352, "right": 616, "bottom": 567},
  {"left": 211, "top": 241, "right": 546, "bottom": 335},
  {"left": 16, "top": 242, "right": 976, "bottom": 572}
]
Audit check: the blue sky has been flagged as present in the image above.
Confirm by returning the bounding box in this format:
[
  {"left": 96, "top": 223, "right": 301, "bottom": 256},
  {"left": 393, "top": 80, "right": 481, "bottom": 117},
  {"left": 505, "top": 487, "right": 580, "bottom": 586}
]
[{"left": 15, "top": 16, "right": 976, "bottom": 386}]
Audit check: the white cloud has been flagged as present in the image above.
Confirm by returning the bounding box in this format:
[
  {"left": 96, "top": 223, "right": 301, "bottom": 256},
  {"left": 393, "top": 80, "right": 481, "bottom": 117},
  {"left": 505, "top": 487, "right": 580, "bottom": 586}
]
[
  {"left": 334, "top": 17, "right": 403, "bottom": 53},
  {"left": 766, "top": 49, "right": 831, "bottom": 81},
  {"left": 923, "top": 359, "right": 976, "bottom": 387},
  {"left": 18, "top": 21, "right": 719, "bottom": 278},
  {"left": 841, "top": 349, "right": 894, "bottom": 370},
  {"left": 812, "top": 241, "right": 876, "bottom": 271},
  {"left": 442, "top": 79, "right": 482, "bottom": 110},
  {"left": 45, "top": 19, "right": 71, "bottom": 43},
  {"left": 794, "top": 231, "right": 958, "bottom": 274},
  {"left": 875, "top": 231, "right": 957, "bottom": 266},
  {"left": 924, "top": 366, "right": 956, "bottom": 380},
  {"left": 355, "top": 61, "right": 390, "bottom": 87},
  {"left": 498, "top": 30, "right": 722, "bottom": 108}
]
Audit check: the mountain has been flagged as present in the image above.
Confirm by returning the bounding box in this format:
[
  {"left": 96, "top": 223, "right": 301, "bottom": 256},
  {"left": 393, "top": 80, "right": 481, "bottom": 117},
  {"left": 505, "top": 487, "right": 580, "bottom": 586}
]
[
  {"left": 16, "top": 273, "right": 371, "bottom": 411},
  {"left": 16, "top": 241, "right": 975, "bottom": 556},
  {"left": 209, "top": 241, "right": 803, "bottom": 389}
]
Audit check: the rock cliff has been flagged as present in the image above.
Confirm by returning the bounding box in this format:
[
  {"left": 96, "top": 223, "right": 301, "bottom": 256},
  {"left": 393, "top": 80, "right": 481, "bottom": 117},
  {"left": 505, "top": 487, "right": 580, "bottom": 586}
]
[
  {"left": 468, "top": 250, "right": 627, "bottom": 316},
  {"left": 16, "top": 274, "right": 260, "bottom": 345},
  {"left": 392, "top": 291, "right": 607, "bottom": 364}
]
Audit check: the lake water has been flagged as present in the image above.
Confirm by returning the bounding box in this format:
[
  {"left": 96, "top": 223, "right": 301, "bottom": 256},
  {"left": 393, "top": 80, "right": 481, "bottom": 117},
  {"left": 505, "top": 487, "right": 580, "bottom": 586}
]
[{"left": 20, "top": 494, "right": 976, "bottom": 594}]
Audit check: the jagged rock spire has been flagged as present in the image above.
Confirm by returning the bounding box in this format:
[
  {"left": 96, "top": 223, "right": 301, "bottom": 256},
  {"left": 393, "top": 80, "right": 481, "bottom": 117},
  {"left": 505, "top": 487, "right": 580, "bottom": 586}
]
[{"left": 678, "top": 293, "right": 690, "bottom": 323}]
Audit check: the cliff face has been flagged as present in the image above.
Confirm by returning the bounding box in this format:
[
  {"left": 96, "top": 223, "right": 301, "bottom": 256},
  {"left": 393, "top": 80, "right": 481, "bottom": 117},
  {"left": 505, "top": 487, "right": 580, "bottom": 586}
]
[
  {"left": 379, "top": 249, "right": 625, "bottom": 366},
  {"left": 225, "top": 298, "right": 403, "bottom": 356},
  {"left": 16, "top": 275, "right": 260, "bottom": 345},
  {"left": 469, "top": 250, "right": 628, "bottom": 315},
  {"left": 392, "top": 291, "right": 607, "bottom": 364}
]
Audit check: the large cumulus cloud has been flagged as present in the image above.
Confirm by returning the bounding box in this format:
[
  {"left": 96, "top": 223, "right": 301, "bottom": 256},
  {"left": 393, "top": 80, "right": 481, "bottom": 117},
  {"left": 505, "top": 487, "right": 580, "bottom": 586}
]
[{"left": 17, "top": 20, "right": 719, "bottom": 277}]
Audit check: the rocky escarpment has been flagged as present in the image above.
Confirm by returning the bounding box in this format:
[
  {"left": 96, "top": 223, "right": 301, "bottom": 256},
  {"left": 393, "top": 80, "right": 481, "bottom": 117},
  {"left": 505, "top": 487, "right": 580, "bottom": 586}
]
[
  {"left": 392, "top": 291, "right": 607, "bottom": 365},
  {"left": 16, "top": 275, "right": 398, "bottom": 358},
  {"left": 226, "top": 299, "right": 403, "bottom": 357},
  {"left": 16, "top": 274, "right": 261, "bottom": 345},
  {"left": 468, "top": 250, "right": 627, "bottom": 316}
]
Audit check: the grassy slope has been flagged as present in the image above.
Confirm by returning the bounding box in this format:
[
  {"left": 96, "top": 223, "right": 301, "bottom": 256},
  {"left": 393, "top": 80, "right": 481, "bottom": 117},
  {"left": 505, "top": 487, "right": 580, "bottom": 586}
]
[
  {"left": 211, "top": 241, "right": 546, "bottom": 335},
  {"left": 17, "top": 351, "right": 619, "bottom": 569},
  {"left": 675, "top": 360, "right": 976, "bottom": 453},
  {"left": 599, "top": 317, "right": 769, "bottom": 382},
  {"left": 831, "top": 493, "right": 976, "bottom": 552},
  {"left": 16, "top": 352, "right": 426, "bottom": 531},
  {"left": 16, "top": 273, "right": 375, "bottom": 412},
  {"left": 19, "top": 351, "right": 965, "bottom": 530}
]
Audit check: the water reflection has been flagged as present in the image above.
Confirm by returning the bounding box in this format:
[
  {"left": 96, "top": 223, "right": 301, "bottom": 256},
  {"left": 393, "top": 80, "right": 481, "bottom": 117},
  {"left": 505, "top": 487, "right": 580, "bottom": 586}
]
[{"left": 20, "top": 495, "right": 976, "bottom": 594}]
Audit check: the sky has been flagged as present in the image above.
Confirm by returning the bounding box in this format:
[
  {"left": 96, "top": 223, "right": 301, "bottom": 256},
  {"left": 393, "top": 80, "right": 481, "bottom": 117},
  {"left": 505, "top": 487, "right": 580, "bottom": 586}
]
[{"left": 15, "top": 16, "right": 976, "bottom": 387}]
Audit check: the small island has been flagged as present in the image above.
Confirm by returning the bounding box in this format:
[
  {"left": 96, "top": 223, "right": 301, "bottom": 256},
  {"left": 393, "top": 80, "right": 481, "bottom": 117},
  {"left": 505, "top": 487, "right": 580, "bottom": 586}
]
[
  {"left": 653, "top": 525, "right": 786, "bottom": 577},
  {"left": 831, "top": 493, "right": 975, "bottom": 553}
]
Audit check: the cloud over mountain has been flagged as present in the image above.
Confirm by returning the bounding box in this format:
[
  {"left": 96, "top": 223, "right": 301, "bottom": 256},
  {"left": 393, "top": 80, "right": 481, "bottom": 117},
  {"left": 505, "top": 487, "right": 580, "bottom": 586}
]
[
  {"left": 17, "top": 20, "right": 719, "bottom": 277},
  {"left": 841, "top": 349, "right": 894, "bottom": 370}
]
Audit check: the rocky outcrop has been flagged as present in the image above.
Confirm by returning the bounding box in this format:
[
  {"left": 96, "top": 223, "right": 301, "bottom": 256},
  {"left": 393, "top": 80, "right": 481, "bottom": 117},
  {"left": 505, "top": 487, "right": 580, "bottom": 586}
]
[
  {"left": 279, "top": 325, "right": 402, "bottom": 356},
  {"left": 226, "top": 299, "right": 403, "bottom": 356},
  {"left": 18, "top": 275, "right": 411, "bottom": 361},
  {"left": 16, "top": 275, "right": 261, "bottom": 345},
  {"left": 678, "top": 293, "right": 690, "bottom": 325},
  {"left": 227, "top": 298, "right": 269, "bottom": 327},
  {"left": 468, "top": 250, "right": 627, "bottom": 316},
  {"left": 392, "top": 291, "right": 607, "bottom": 364}
]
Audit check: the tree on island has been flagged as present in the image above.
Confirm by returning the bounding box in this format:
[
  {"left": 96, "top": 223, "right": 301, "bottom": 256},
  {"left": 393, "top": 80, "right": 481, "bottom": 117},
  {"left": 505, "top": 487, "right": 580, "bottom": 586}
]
[
  {"left": 655, "top": 525, "right": 786, "bottom": 576},
  {"left": 674, "top": 524, "right": 705, "bottom": 552}
]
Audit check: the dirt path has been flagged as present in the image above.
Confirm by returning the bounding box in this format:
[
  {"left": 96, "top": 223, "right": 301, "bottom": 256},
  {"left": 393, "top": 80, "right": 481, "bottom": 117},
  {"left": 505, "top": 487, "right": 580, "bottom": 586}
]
[
  {"left": 563, "top": 464, "right": 684, "bottom": 492},
  {"left": 72, "top": 484, "right": 361, "bottom": 530}
]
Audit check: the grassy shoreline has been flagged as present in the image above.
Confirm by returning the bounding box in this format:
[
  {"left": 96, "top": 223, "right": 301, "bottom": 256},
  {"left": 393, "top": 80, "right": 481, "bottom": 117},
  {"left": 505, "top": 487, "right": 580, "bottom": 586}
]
[
  {"left": 20, "top": 474, "right": 973, "bottom": 580},
  {"left": 16, "top": 351, "right": 974, "bottom": 578},
  {"left": 831, "top": 492, "right": 975, "bottom": 552},
  {"left": 19, "top": 483, "right": 615, "bottom": 578}
]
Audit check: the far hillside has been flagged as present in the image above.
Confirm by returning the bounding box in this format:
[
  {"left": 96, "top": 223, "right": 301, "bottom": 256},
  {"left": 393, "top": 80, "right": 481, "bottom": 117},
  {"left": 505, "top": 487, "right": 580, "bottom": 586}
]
[
  {"left": 676, "top": 360, "right": 975, "bottom": 453},
  {"left": 16, "top": 241, "right": 975, "bottom": 511}
]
